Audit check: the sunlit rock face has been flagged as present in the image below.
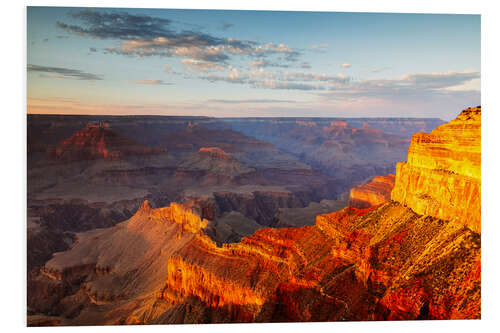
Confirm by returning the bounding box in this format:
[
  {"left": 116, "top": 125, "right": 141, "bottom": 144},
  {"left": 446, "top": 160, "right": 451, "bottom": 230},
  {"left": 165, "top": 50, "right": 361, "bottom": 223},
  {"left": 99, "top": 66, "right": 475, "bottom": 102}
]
[
  {"left": 349, "top": 175, "right": 395, "bottom": 209},
  {"left": 391, "top": 107, "right": 481, "bottom": 233},
  {"left": 47, "top": 123, "right": 163, "bottom": 161},
  {"left": 154, "top": 202, "right": 479, "bottom": 323}
]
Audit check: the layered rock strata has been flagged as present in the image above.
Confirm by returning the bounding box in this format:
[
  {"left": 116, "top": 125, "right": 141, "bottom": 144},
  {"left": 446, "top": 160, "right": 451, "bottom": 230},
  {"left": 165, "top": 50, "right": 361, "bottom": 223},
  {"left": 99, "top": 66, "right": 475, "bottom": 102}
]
[
  {"left": 349, "top": 175, "right": 395, "bottom": 209},
  {"left": 47, "top": 123, "right": 163, "bottom": 161},
  {"left": 391, "top": 107, "right": 481, "bottom": 233}
]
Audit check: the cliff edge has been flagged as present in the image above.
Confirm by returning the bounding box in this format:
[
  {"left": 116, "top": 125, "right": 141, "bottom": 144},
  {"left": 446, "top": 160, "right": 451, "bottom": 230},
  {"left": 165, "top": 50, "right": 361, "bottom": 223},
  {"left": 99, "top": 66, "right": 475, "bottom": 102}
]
[{"left": 391, "top": 107, "right": 481, "bottom": 233}]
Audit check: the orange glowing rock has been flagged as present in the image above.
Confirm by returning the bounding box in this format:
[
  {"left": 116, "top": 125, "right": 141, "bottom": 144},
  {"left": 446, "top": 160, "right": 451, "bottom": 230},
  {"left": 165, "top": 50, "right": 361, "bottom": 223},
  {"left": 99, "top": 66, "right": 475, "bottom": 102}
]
[
  {"left": 47, "top": 123, "right": 164, "bottom": 161},
  {"left": 391, "top": 106, "right": 481, "bottom": 233},
  {"left": 349, "top": 174, "right": 395, "bottom": 209}
]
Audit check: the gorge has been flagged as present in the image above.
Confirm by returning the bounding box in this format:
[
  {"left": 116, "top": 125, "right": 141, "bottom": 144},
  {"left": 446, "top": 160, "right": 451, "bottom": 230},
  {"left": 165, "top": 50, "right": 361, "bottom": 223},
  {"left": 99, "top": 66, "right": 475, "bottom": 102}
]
[{"left": 27, "top": 107, "right": 480, "bottom": 325}]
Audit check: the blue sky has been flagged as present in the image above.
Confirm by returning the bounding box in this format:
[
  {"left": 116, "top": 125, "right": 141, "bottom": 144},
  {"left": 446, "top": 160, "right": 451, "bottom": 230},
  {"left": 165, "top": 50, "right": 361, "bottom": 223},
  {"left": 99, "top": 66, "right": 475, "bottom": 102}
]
[{"left": 27, "top": 7, "right": 480, "bottom": 120}]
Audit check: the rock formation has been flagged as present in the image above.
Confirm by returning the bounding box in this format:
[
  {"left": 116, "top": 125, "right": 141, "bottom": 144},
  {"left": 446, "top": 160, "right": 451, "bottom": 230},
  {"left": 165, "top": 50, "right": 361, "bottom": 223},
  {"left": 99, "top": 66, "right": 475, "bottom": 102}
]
[
  {"left": 224, "top": 117, "right": 411, "bottom": 191},
  {"left": 349, "top": 175, "right": 395, "bottom": 209},
  {"left": 47, "top": 123, "right": 164, "bottom": 161},
  {"left": 391, "top": 106, "right": 481, "bottom": 233},
  {"left": 31, "top": 199, "right": 479, "bottom": 324},
  {"left": 178, "top": 147, "right": 255, "bottom": 178}
]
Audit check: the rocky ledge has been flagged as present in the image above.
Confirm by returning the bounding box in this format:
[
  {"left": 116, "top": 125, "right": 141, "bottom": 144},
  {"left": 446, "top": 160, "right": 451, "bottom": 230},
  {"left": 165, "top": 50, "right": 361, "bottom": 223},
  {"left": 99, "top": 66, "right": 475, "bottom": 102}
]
[{"left": 349, "top": 175, "right": 395, "bottom": 209}]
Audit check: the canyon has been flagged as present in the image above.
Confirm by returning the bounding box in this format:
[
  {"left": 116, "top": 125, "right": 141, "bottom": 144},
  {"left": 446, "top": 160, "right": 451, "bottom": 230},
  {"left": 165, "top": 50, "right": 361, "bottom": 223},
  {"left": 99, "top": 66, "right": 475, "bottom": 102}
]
[
  {"left": 27, "top": 107, "right": 480, "bottom": 325},
  {"left": 28, "top": 114, "right": 429, "bottom": 270}
]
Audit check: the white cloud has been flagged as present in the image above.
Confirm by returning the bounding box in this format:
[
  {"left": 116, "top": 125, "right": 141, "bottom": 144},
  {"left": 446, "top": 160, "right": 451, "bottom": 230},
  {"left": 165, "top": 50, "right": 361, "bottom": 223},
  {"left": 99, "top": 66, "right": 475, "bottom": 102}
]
[
  {"left": 181, "top": 59, "right": 225, "bottom": 72},
  {"left": 341, "top": 63, "right": 351, "bottom": 68}
]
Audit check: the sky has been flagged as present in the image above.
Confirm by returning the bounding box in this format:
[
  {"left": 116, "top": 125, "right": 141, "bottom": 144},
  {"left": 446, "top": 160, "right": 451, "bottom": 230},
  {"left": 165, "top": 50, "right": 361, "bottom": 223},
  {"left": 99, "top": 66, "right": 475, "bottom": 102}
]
[{"left": 27, "top": 7, "right": 481, "bottom": 120}]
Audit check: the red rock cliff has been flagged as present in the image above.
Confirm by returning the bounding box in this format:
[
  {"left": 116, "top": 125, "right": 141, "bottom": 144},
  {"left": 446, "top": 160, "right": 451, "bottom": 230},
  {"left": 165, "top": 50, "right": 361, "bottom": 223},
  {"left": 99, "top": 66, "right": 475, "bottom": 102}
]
[{"left": 391, "top": 107, "right": 481, "bottom": 233}]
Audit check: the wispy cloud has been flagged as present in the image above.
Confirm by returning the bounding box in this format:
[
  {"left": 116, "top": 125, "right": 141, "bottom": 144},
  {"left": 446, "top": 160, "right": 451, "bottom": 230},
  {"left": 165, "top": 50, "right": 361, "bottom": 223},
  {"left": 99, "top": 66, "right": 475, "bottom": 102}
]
[
  {"left": 27, "top": 64, "right": 103, "bottom": 80},
  {"left": 57, "top": 9, "right": 300, "bottom": 65},
  {"left": 311, "top": 44, "right": 328, "bottom": 53},
  {"left": 371, "top": 67, "right": 391, "bottom": 73},
  {"left": 300, "top": 62, "right": 312, "bottom": 69},
  {"left": 341, "top": 63, "right": 351, "bottom": 68},
  {"left": 323, "top": 70, "right": 480, "bottom": 101},
  {"left": 248, "top": 59, "right": 290, "bottom": 68},
  {"left": 202, "top": 67, "right": 350, "bottom": 91},
  {"left": 207, "top": 99, "right": 297, "bottom": 104},
  {"left": 220, "top": 23, "right": 234, "bottom": 31},
  {"left": 134, "top": 79, "right": 173, "bottom": 85},
  {"left": 181, "top": 59, "right": 225, "bottom": 72}
]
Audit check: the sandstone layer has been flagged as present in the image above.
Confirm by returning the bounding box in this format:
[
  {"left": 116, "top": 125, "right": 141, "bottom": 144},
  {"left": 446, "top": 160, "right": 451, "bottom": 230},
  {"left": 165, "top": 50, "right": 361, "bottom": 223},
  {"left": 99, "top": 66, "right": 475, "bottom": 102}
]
[
  {"left": 391, "top": 107, "right": 481, "bottom": 233},
  {"left": 349, "top": 174, "right": 395, "bottom": 209},
  {"left": 47, "top": 123, "right": 164, "bottom": 161}
]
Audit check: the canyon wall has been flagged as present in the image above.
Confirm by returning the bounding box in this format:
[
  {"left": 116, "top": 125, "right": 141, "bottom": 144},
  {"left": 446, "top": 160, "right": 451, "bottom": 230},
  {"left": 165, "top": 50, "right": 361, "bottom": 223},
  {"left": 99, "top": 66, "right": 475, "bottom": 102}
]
[
  {"left": 349, "top": 174, "right": 395, "bottom": 209},
  {"left": 391, "top": 107, "right": 481, "bottom": 233}
]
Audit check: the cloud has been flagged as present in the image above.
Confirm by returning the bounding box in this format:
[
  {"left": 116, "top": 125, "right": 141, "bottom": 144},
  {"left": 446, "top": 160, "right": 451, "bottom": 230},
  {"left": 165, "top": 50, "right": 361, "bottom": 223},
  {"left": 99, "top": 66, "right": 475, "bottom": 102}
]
[
  {"left": 57, "top": 9, "right": 300, "bottom": 65},
  {"left": 181, "top": 59, "right": 225, "bottom": 72},
  {"left": 165, "top": 64, "right": 172, "bottom": 72},
  {"left": 371, "top": 67, "right": 391, "bottom": 73},
  {"left": 253, "top": 80, "right": 326, "bottom": 91},
  {"left": 322, "top": 70, "right": 480, "bottom": 101},
  {"left": 56, "top": 10, "right": 174, "bottom": 40},
  {"left": 170, "top": 45, "right": 229, "bottom": 62},
  {"left": 200, "top": 67, "right": 479, "bottom": 96},
  {"left": 282, "top": 71, "right": 349, "bottom": 83},
  {"left": 134, "top": 79, "right": 173, "bottom": 85},
  {"left": 202, "top": 68, "right": 349, "bottom": 91},
  {"left": 27, "top": 64, "right": 102, "bottom": 80},
  {"left": 341, "top": 63, "right": 351, "bottom": 68},
  {"left": 248, "top": 59, "right": 290, "bottom": 68},
  {"left": 89, "top": 47, "right": 97, "bottom": 52},
  {"left": 208, "top": 99, "right": 297, "bottom": 104},
  {"left": 312, "top": 44, "right": 328, "bottom": 49},
  {"left": 220, "top": 23, "right": 234, "bottom": 31},
  {"left": 42, "top": 38, "right": 49, "bottom": 42},
  {"left": 311, "top": 44, "right": 328, "bottom": 53},
  {"left": 300, "top": 62, "right": 312, "bottom": 69}
]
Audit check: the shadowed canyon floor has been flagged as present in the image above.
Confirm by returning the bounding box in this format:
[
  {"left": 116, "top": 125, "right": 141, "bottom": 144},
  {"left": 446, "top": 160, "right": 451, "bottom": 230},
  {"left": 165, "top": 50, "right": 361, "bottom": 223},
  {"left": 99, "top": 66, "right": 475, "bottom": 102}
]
[{"left": 27, "top": 110, "right": 480, "bottom": 325}]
